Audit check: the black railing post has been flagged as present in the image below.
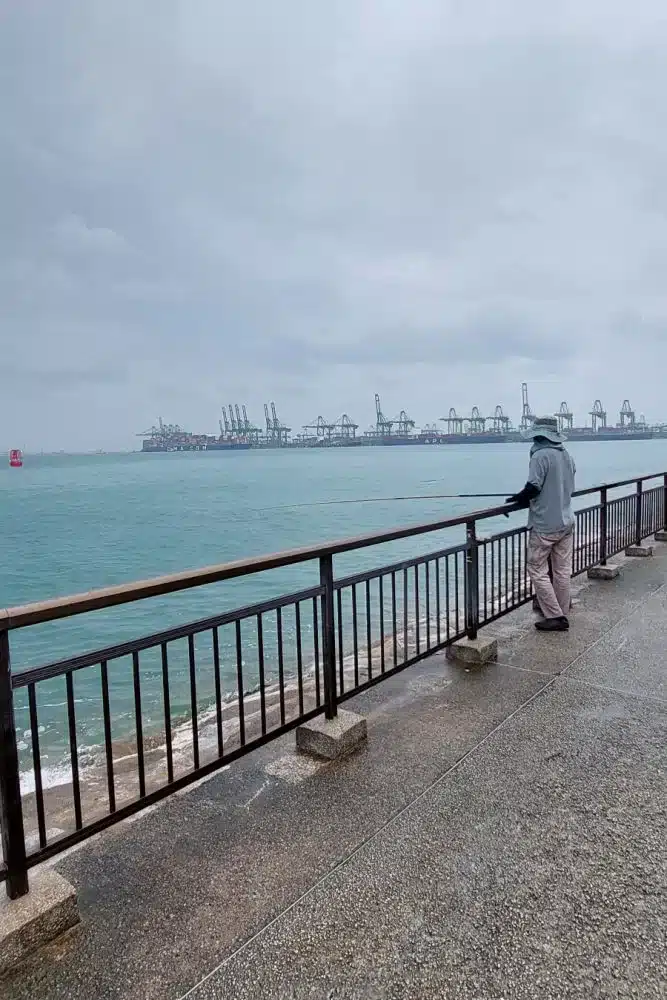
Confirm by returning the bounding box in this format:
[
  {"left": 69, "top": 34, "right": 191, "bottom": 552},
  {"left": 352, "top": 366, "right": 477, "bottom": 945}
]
[
  {"left": 635, "top": 480, "right": 643, "bottom": 548},
  {"left": 0, "top": 630, "right": 29, "bottom": 899},
  {"left": 465, "top": 520, "right": 479, "bottom": 640},
  {"left": 319, "top": 554, "right": 338, "bottom": 720},
  {"left": 663, "top": 474, "right": 667, "bottom": 531},
  {"left": 600, "top": 486, "right": 608, "bottom": 566}
]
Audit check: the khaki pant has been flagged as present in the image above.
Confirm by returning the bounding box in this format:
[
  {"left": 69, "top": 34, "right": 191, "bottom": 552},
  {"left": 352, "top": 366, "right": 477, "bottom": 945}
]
[{"left": 527, "top": 528, "right": 574, "bottom": 620}]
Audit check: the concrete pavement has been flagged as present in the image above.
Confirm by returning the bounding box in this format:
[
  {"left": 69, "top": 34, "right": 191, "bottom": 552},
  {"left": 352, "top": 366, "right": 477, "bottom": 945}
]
[{"left": 3, "top": 543, "right": 666, "bottom": 999}]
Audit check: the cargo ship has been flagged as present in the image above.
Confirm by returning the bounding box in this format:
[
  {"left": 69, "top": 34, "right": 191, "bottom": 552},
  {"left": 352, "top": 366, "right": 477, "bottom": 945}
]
[
  {"left": 141, "top": 438, "right": 251, "bottom": 453},
  {"left": 566, "top": 428, "right": 654, "bottom": 442}
]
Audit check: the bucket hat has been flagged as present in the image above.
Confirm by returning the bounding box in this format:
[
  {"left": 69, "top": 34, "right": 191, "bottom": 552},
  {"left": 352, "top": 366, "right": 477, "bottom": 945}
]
[{"left": 522, "top": 415, "right": 566, "bottom": 444}]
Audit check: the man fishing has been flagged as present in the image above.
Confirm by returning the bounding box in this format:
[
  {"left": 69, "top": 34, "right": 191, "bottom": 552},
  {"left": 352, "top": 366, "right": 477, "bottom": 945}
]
[{"left": 506, "top": 416, "right": 576, "bottom": 632}]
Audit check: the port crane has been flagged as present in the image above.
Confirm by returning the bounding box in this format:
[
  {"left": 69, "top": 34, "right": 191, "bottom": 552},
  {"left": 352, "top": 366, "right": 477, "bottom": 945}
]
[
  {"left": 264, "top": 402, "right": 291, "bottom": 445},
  {"left": 393, "top": 409, "right": 416, "bottom": 436},
  {"left": 466, "top": 406, "right": 486, "bottom": 433},
  {"left": 590, "top": 399, "right": 607, "bottom": 431},
  {"left": 556, "top": 401, "right": 574, "bottom": 432},
  {"left": 519, "top": 383, "right": 534, "bottom": 430},
  {"left": 374, "top": 394, "right": 393, "bottom": 437},
  {"left": 334, "top": 414, "right": 358, "bottom": 440},
  {"left": 489, "top": 405, "right": 511, "bottom": 433},
  {"left": 441, "top": 408, "right": 464, "bottom": 435},
  {"left": 303, "top": 416, "right": 336, "bottom": 441},
  {"left": 619, "top": 400, "right": 636, "bottom": 428}
]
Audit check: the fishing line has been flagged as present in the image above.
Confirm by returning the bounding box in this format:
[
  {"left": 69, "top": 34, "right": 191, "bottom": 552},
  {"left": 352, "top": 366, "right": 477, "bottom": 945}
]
[{"left": 259, "top": 493, "right": 512, "bottom": 512}]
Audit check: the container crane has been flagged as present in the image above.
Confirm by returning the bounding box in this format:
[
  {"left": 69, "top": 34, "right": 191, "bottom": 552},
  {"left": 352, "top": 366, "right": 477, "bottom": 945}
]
[
  {"left": 520, "top": 382, "right": 534, "bottom": 431},
  {"left": 440, "top": 408, "right": 464, "bottom": 435},
  {"left": 619, "top": 400, "right": 635, "bottom": 428},
  {"left": 270, "top": 402, "right": 291, "bottom": 445},
  {"left": 240, "top": 405, "right": 262, "bottom": 442},
  {"left": 556, "top": 401, "right": 573, "bottom": 432},
  {"left": 466, "top": 406, "right": 486, "bottom": 433},
  {"left": 374, "top": 394, "right": 393, "bottom": 436},
  {"left": 489, "top": 405, "right": 510, "bottom": 433},
  {"left": 303, "top": 416, "right": 336, "bottom": 441},
  {"left": 590, "top": 399, "right": 607, "bottom": 431},
  {"left": 393, "top": 410, "right": 416, "bottom": 436},
  {"left": 227, "top": 404, "right": 239, "bottom": 436},
  {"left": 334, "top": 414, "right": 358, "bottom": 439}
]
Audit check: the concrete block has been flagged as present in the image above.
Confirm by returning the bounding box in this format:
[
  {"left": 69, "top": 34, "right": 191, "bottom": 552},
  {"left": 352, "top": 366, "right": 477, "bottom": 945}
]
[
  {"left": 654, "top": 530, "right": 667, "bottom": 542},
  {"left": 587, "top": 564, "right": 621, "bottom": 580},
  {"left": 0, "top": 869, "right": 79, "bottom": 976},
  {"left": 296, "top": 709, "right": 367, "bottom": 760},
  {"left": 625, "top": 545, "right": 654, "bottom": 558},
  {"left": 448, "top": 635, "right": 498, "bottom": 666}
]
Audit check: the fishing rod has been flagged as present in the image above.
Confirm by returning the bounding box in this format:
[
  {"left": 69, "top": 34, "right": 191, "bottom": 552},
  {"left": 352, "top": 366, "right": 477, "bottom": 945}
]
[{"left": 263, "top": 493, "right": 513, "bottom": 512}]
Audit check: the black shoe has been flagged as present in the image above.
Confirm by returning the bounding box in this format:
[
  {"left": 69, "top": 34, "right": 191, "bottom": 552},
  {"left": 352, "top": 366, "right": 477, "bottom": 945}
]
[{"left": 535, "top": 616, "right": 569, "bottom": 632}]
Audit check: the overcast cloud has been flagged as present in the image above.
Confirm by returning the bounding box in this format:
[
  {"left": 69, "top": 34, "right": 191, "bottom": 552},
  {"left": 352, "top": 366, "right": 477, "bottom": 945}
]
[{"left": 3, "top": 1, "right": 667, "bottom": 450}]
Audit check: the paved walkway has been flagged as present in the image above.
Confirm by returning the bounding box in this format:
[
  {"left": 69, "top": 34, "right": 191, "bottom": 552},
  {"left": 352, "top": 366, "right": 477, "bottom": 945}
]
[{"left": 3, "top": 545, "right": 667, "bottom": 999}]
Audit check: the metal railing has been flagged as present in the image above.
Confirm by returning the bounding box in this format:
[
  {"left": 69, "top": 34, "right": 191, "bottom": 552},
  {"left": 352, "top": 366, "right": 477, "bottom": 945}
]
[{"left": 2, "top": 472, "right": 666, "bottom": 899}]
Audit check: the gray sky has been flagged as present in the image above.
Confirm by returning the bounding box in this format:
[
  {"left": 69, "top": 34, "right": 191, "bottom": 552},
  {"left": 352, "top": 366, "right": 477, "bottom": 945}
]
[{"left": 3, "top": 1, "right": 667, "bottom": 450}]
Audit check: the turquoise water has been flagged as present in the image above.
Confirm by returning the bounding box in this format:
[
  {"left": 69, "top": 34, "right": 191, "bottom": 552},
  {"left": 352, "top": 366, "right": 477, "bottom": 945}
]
[{"left": 1, "top": 442, "right": 664, "bottom": 776}]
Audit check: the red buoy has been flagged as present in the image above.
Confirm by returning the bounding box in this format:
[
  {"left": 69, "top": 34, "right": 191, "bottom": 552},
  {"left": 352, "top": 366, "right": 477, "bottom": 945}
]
[{"left": 9, "top": 449, "right": 23, "bottom": 468}]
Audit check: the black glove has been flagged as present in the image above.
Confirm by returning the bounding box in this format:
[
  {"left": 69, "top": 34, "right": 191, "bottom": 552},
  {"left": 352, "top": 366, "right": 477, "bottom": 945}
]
[{"left": 505, "top": 482, "right": 540, "bottom": 507}]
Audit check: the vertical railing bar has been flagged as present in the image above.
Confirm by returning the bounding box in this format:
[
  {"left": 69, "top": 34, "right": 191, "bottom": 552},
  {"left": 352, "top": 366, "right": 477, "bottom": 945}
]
[
  {"left": 483, "top": 541, "right": 488, "bottom": 620},
  {"left": 403, "top": 568, "right": 409, "bottom": 662},
  {"left": 235, "top": 621, "right": 246, "bottom": 746},
  {"left": 435, "top": 557, "right": 441, "bottom": 645},
  {"left": 312, "top": 597, "right": 321, "bottom": 707},
  {"left": 590, "top": 507, "right": 594, "bottom": 565},
  {"left": 365, "top": 579, "right": 372, "bottom": 680},
  {"left": 465, "top": 520, "right": 479, "bottom": 640},
  {"left": 589, "top": 507, "right": 593, "bottom": 566},
  {"left": 100, "top": 660, "right": 117, "bottom": 810},
  {"left": 161, "top": 643, "right": 174, "bottom": 784},
  {"left": 66, "top": 671, "right": 82, "bottom": 829},
  {"left": 28, "top": 683, "right": 47, "bottom": 849},
  {"left": 414, "top": 564, "right": 420, "bottom": 655},
  {"left": 351, "top": 584, "right": 359, "bottom": 687},
  {"left": 296, "top": 602, "right": 305, "bottom": 715},
  {"left": 257, "top": 615, "right": 267, "bottom": 735},
  {"left": 445, "top": 554, "right": 451, "bottom": 641},
  {"left": 0, "top": 631, "right": 28, "bottom": 898},
  {"left": 276, "top": 607, "right": 286, "bottom": 727},
  {"left": 491, "top": 541, "right": 496, "bottom": 616},
  {"left": 379, "top": 575, "right": 386, "bottom": 673},
  {"left": 320, "top": 554, "right": 337, "bottom": 719},
  {"left": 212, "top": 628, "right": 224, "bottom": 759},
  {"left": 336, "top": 590, "right": 344, "bottom": 695},
  {"left": 635, "top": 481, "right": 643, "bottom": 548},
  {"left": 188, "top": 634, "right": 200, "bottom": 771},
  {"left": 391, "top": 572, "right": 398, "bottom": 667},
  {"left": 454, "top": 552, "right": 460, "bottom": 635},
  {"left": 425, "top": 560, "right": 431, "bottom": 650},
  {"left": 133, "top": 651, "right": 146, "bottom": 799}
]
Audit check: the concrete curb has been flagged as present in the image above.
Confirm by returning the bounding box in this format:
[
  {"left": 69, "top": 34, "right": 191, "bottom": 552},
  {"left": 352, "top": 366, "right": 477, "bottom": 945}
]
[
  {"left": 0, "top": 870, "right": 79, "bottom": 977},
  {"left": 296, "top": 709, "right": 367, "bottom": 760},
  {"left": 447, "top": 636, "right": 498, "bottom": 666}
]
